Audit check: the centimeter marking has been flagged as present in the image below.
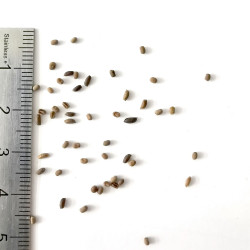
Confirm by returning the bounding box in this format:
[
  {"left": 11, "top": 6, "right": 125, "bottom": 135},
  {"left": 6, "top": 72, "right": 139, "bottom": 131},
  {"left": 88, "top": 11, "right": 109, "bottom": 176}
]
[{"left": 0, "top": 28, "right": 34, "bottom": 250}]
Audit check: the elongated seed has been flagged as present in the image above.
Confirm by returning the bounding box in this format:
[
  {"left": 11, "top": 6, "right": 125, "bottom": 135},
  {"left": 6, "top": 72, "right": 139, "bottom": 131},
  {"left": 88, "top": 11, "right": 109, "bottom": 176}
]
[
  {"left": 36, "top": 114, "right": 41, "bottom": 125},
  {"left": 110, "top": 176, "right": 117, "bottom": 183},
  {"left": 50, "top": 111, "right": 56, "bottom": 119},
  {"left": 30, "top": 216, "right": 36, "bottom": 224},
  {"left": 144, "top": 237, "right": 150, "bottom": 245},
  {"left": 123, "top": 90, "right": 129, "bottom": 101},
  {"left": 71, "top": 37, "right": 77, "bottom": 43},
  {"left": 64, "top": 119, "right": 76, "bottom": 124},
  {"left": 73, "top": 71, "right": 79, "bottom": 79},
  {"left": 47, "top": 87, "right": 54, "bottom": 93},
  {"left": 73, "top": 85, "right": 82, "bottom": 92},
  {"left": 113, "top": 111, "right": 120, "bottom": 117},
  {"left": 51, "top": 39, "right": 58, "bottom": 45},
  {"left": 169, "top": 106, "right": 175, "bottom": 114},
  {"left": 104, "top": 181, "right": 111, "bottom": 187},
  {"left": 60, "top": 198, "right": 66, "bottom": 209},
  {"left": 91, "top": 186, "right": 98, "bottom": 193},
  {"left": 97, "top": 186, "right": 104, "bottom": 195},
  {"left": 110, "top": 70, "right": 116, "bottom": 77},
  {"left": 111, "top": 182, "right": 119, "bottom": 189},
  {"left": 102, "top": 153, "right": 108, "bottom": 159},
  {"left": 80, "top": 205, "right": 88, "bottom": 213},
  {"left": 192, "top": 152, "right": 198, "bottom": 160},
  {"left": 38, "top": 109, "right": 46, "bottom": 115},
  {"left": 52, "top": 106, "right": 60, "bottom": 113},
  {"left": 123, "top": 154, "right": 131, "bottom": 163},
  {"left": 128, "top": 160, "right": 136, "bottom": 167},
  {"left": 118, "top": 179, "right": 124, "bottom": 186},
  {"left": 150, "top": 77, "right": 157, "bottom": 83},
  {"left": 84, "top": 75, "right": 92, "bottom": 86},
  {"left": 64, "top": 71, "right": 74, "bottom": 76},
  {"left": 185, "top": 176, "right": 192, "bottom": 187},
  {"left": 62, "top": 102, "right": 70, "bottom": 109},
  {"left": 33, "top": 84, "right": 40, "bottom": 91},
  {"left": 62, "top": 141, "right": 69, "bottom": 148},
  {"left": 73, "top": 143, "right": 80, "bottom": 148},
  {"left": 49, "top": 62, "right": 56, "bottom": 70},
  {"left": 55, "top": 169, "right": 62, "bottom": 176},
  {"left": 86, "top": 113, "right": 92, "bottom": 120},
  {"left": 103, "top": 140, "right": 110, "bottom": 146},
  {"left": 36, "top": 168, "right": 45, "bottom": 175},
  {"left": 140, "top": 99, "right": 147, "bottom": 109},
  {"left": 155, "top": 109, "right": 163, "bottom": 115},
  {"left": 57, "top": 78, "right": 64, "bottom": 84},
  {"left": 124, "top": 117, "right": 137, "bottom": 123},
  {"left": 65, "top": 112, "right": 75, "bottom": 117},
  {"left": 80, "top": 158, "right": 88, "bottom": 164},
  {"left": 205, "top": 73, "right": 211, "bottom": 81},
  {"left": 140, "top": 46, "right": 146, "bottom": 54},
  {"left": 38, "top": 153, "right": 49, "bottom": 159}
]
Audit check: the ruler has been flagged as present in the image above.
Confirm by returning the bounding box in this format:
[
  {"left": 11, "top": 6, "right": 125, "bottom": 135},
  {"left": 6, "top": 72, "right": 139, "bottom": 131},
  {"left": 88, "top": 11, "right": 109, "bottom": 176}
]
[{"left": 0, "top": 28, "right": 34, "bottom": 250}]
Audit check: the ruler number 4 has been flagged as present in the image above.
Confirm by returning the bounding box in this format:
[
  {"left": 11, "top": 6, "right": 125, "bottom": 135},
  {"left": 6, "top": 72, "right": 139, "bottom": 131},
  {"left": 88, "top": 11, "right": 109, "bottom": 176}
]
[
  {"left": 0, "top": 234, "right": 7, "bottom": 242},
  {"left": 0, "top": 106, "right": 10, "bottom": 114}
]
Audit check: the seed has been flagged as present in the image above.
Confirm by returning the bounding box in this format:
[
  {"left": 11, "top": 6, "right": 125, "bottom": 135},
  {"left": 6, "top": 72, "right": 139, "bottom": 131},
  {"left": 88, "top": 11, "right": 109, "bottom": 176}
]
[
  {"left": 30, "top": 215, "right": 36, "bottom": 224},
  {"left": 55, "top": 169, "right": 62, "bottom": 176},
  {"left": 64, "top": 118, "right": 76, "bottom": 124},
  {"left": 104, "top": 181, "right": 111, "bottom": 187},
  {"left": 52, "top": 106, "right": 60, "bottom": 113},
  {"left": 123, "top": 90, "right": 129, "bottom": 101},
  {"left": 36, "top": 114, "right": 41, "bottom": 125},
  {"left": 80, "top": 158, "right": 88, "bottom": 164},
  {"left": 38, "top": 153, "right": 49, "bottom": 159},
  {"left": 102, "top": 153, "right": 108, "bottom": 159},
  {"left": 73, "top": 85, "right": 82, "bottom": 92},
  {"left": 38, "top": 109, "right": 46, "bottom": 115},
  {"left": 150, "top": 77, "right": 157, "bottom": 83},
  {"left": 73, "top": 71, "right": 79, "bottom": 79},
  {"left": 123, "top": 154, "right": 131, "bottom": 163},
  {"left": 62, "top": 141, "right": 69, "bottom": 148},
  {"left": 110, "top": 176, "right": 117, "bottom": 183},
  {"left": 140, "top": 46, "right": 146, "bottom": 54},
  {"left": 57, "top": 78, "right": 64, "bottom": 84},
  {"left": 111, "top": 182, "right": 119, "bottom": 189},
  {"left": 118, "top": 179, "right": 124, "bottom": 186},
  {"left": 50, "top": 111, "right": 56, "bottom": 119},
  {"left": 192, "top": 152, "right": 198, "bottom": 160},
  {"left": 47, "top": 87, "right": 54, "bottom": 93},
  {"left": 155, "top": 109, "right": 163, "bottom": 115},
  {"left": 84, "top": 75, "right": 92, "bottom": 86},
  {"left": 64, "top": 71, "right": 74, "bottom": 76},
  {"left": 169, "top": 106, "right": 175, "bottom": 114},
  {"left": 60, "top": 198, "right": 66, "bottom": 209},
  {"left": 51, "top": 39, "right": 58, "bottom": 45},
  {"left": 113, "top": 111, "right": 120, "bottom": 117},
  {"left": 80, "top": 205, "right": 88, "bottom": 213},
  {"left": 33, "top": 84, "right": 40, "bottom": 91},
  {"left": 49, "top": 62, "right": 56, "bottom": 70},
  {"left": 91, "top": 185, "right": 98, "bottom": 193},
  {"left": 110, "top": 70, "right": 116, "bottom": 77},
  {"left": 185, "top": 176, "right": 192, "bottom": 187},
  {"left": 124, "top": 117, "right": 137, "bottom": 123},
  {"left": 36, "top": 168, "right": 45, "bottom": 175},
  {"left": 144, "top": 237, "right": 150, "bottom": 246},
  {"left": 65, "top": 112, "right": 75, "bottom": 117},
  {"left": 71, "top": 37, "right": 77, "bottom": 43},
  {"left": 128, "top": 160, "right": 136, "bottom": 167},
  {"left": 97, "top": 186, "right": 104, "bottom": 195},
  {"left": 73, "top": 143, "right": 80, "bottom": 148},
  {"left": 103, "top": 140, "right": 110, "bottom": 146},
  {"left": 86, "top": 113, "right": 92, "bottom": 120},
  {"left": 62, "top": 102, "right": 70, "bottom": 109},
  {"left": 205, "top": 73, "right": 211, "bottom": 81},
  {"left": 140, "top": 99, "right": 147, "bottom": 109}
]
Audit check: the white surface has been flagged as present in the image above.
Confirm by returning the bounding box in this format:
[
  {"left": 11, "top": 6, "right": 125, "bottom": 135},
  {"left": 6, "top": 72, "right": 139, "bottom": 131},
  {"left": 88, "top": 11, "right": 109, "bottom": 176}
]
[{"left": 2, "top": 0, "right": 250, "bottom": 249}]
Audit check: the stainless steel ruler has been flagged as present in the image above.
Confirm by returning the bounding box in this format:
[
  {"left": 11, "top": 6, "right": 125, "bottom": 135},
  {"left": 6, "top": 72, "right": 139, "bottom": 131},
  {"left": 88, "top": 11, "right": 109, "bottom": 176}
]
[{"left": 0, "top": 28, "right": 34, "bottom": 250}]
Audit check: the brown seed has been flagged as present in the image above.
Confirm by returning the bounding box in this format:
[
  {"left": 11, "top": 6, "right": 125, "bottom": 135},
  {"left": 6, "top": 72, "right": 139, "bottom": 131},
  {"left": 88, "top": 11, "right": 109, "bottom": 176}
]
[
  {"left": 124, "top": 117, "right": 137, "bottom": 123},
  {"left": 104, "top": 181, "right": 111, "bottom": 187},
  {"left": 50, "top": 111, "right": 56, "bottom": 119},
  {"left": 103, "top": 140, "right": 110, "bottom": 146},
  {"left": 86, "top": 113, "right": 92, "bottom": 120},
  {"left": 52, "top": 106, "right": 60, "bottom": 113},
  {"left": 71, "top": 37, "right": 77, "bottom": 43},
  {"left": 84, "top": 75, "right": 92, "bottom": 86},
  {"left": 169, "top": 106, "right": 175, "bottom": 114},
  {"left": 38, "top": 153, "right": 49, "bottom": 159},
  {"left": 102, "top": 153, "right": 108, "bottom": 159},
  {"left": 55, "top": 169, "right": 62, "bottom": 176},
  {"left": 64, "top": 119, "right": 76, "bottom": 124},
  {"left": 57, "top": 78, "right": 64, "bottom": 84},
  {"left": 144, "top": 237, "right": 150, "bottom": 246},
  {"left": 118, "top": 179, "right": 124, "bottom": 186},
  {"left": 140, "top": 46, "right": 146, "bottom": 54},
  {"left": 185, "top": 176, "right": 192, "bottom": 187},
  {"left": 60, "top": 198, "right": 66, "bottom": 209},
  {"left": 36, "top": 168, "right": 45, "bottom": 175},
  {"left": 97, "top": 186, "right": 104, "bottom": 195},
  {"left": 123, "top": 90, "right": 129, "bottom": 101},
  {"left": 80, "top": 206, "right": 88, "bottom": 213},
  {"left": 150, "top": 77, "right": 157, "bottom": 83},
  {"left": 192, "top": 152, "right": 198, "bottom": 160},
  {"left": 47, "top": 87, "right": 54, "bottom": 93},
  {"left": 205, "top": 73, "right": 211, "bottom": 81},
  {"left": 38, "top": 109, "right": 46, "bottom": 115},
  {"left": 51, "top": 39, "right": 58, "bottom": 45},
  {"left": 110, "top": 70, "right": 116, "bottom": 77},
  {"left": 36, "top": 114, "right": 41, "bottom": 125},
  {"left": 65, "top": 112, "right": 75, "bottom": 117},
  {"left": 123, "top": 154, "right": 132, "bottom": 163},
  {"left": 91, "top": 185, "right": 98, "bottom": 193},
  {"left": 73, "top": 85, "right": 82, "bottom": 92},
  {"left": 49, "top": 62, "right": 56, "bottom": 70},
  {"left": 73, "top": 71, "right": 79, "bottom": 79},
  {"left": 111, "top": 182, "right": 119, "bottom": 189},
  {"left": 128, "top": 160, "right": 136, "bottom": 167},
  {"left": 64, "top": 71, "right": 74, "bottom": 76},
  {"left": 62, "top": 141, "right": 69, "bottom": 148},
  {"left": 110, "top": 176, "right": 118, "bottom": 183},
  {"left": 30, "top": 215, "right": 36, "bottom": 225},
  {"left": 33, "top": 84, "right": 40, "bottom": 91},
  {"left": 140, "top": 99, "right": 147, "bottom": 109},
  {"left": 80, "top": 158, "right": 88, "bottom": 164},
  {"left": 73, "top": 143, "right": 80, "bottom": 148},
  {"left": 155, "top": 109, "right": 163, "bottom": 115},
  {"left": 62, "top": 102, "right": 70, "bottom": 109},
  {"left": 113, "top": 111, "right": 120, "bottom": 118}
]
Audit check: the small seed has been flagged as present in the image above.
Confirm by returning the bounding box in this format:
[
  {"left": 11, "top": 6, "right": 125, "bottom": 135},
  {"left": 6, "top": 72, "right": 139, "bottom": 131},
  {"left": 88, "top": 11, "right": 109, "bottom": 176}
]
[
  {"left": 110, "top": 70, "right": 116, "bottom": 77},
  {"left": 104, "top": 181, "right": 111, "bottom": 187},
  {"left": 73, "top": 85, "right": 82, "bottom": 92},
  {"left": 150, "top": 77, "right": 157, "bottom": 83},
  {"left": 84, "top": 75, "right": 92, "bottom": 86},
  {"left": 62, "top": 102, "right": 70, "bottom": 109},
  {"left": 140, "top": 46, "right": 146, "bottom": 54},
  {"left": 155, "top": 109, "right": 163, "bottom": 115},
  {"left": 205, "top": 73, "right": 211, "bottom": 81},
  {"left": 50, "top": 111, "right": 56, "bottom": 119},
  {"left": 111, "top": 182, "right": 119, "bottom": 189},
  {"left": 49, "top": 62, "right": 56, "bottom": 70},
  {"left": 169, "top": 106, "right": 175, "bottom": 114},
  {"left": 64, "top": 71, "right": 74, "bottom": 76},
  {"left": 91, "top": 186, "right": 98, "bottom": 193},
  {"left": 118, "top": 179, "right": 124, "bottom": 186},
  {"left": 57, "top": 78, "right": 64, "bottom": 84},
  {"left": 73, "top": 143, "right": 80, "bottom": 148},
  {"left": 30, "top": 216, "right": 36, "bottom": 224},
  {"left": 123, "top": 90, "right": 129, "bottom": 101},
  {"left": 60, "top": 198, "right": 66, "bottom": 209},
  {"left": 55, "top": 169, "right": 62, "bottom": 176},
  {"left": 144, "top": 237, "right": 150, "bottom": 246},
  {"left": 38, "top": 109, "right": 46, "bottom": 115},
  {"left": 47, "top": 87, "right": 54, "bottom": 93},
  {"left": 192, "top": 152, "right": 198, "bottom": 160},
  {"left": 52, "top": 106, "right": 60, "bottom": 113},
  {"left": 36, "top": 168, "right": 45, "bottom": 175},
  {"left": 140, "top": 99, "right": 147, "bottom": 109},
  {"left": 80, "top": 205, "right": 88, "bottom": 213},
  {"left": 185, "top": 176, "right": 192, "bottom": 187},
  {"left": 64, "top": 119, "right": 76, "bottom": 124},
  {"left": 128, "top": 160, "right": 136, "bottom": 167},
  {"left": 102, "top": 153, "right": 108, "bottom": 159},
  {"left": 86, "top": 113, "right": 92, "bottom": 120},
  {"left": 103, "top": 140, "right": 110, "bottom": 146},
  {"left": 97, "top": 186, "right": 104, "bottom": 195},
  {"left": 124, "top": 117, "right": 137, "bottom": 123},
  {"left": 110, "top": 176, "right": 117, "bottom": 183},
  {"left": 62, "top": 141, "right": 69, "bottom": 148},
  {"left": 33, "top": 84, "right": 40, "bottom": 91},
  {"left": 71, "top": 37, "right": 77, "bottom": 43},
  {"left": 113, "top": 111, "right": 120, "bottom": 117},
  {"left": 36, "top": 114, "right": 41, "bottom": 125},
  {"left": 123, "top": 154, "right": 131, "bottom": 163},
  {"left": 65, "top": 112, "right": 75, "bottom": 117},
  {"left": 73, "top": 71, "right": 79, "bottom": 79},
  {"left": 80, "top": 158, "right": 88, "bottom": 164},
  {"left": 51, "top": 39, "right": 58, "bottom": 45},
  {"left": 38, "top": 153, "right": 49, "bottom": 159}
]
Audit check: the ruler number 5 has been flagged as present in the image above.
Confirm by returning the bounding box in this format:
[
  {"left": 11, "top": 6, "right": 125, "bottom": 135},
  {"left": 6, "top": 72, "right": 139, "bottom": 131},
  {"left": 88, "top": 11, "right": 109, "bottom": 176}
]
[
  {"left": 0, "top": 106, "right": 10, "bottom": 114},
  {"left": 0, "top": 234, "right": 7, "bottom": 242},
  {"left": 0, "top": 148, "right": 9, "bottom": 157}
]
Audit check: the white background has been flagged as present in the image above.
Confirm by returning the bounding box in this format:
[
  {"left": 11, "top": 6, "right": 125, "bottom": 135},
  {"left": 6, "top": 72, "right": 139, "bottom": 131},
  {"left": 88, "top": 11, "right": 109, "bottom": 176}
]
[{"left": 2, "top": 0, "right": 250, "bottom": 249}]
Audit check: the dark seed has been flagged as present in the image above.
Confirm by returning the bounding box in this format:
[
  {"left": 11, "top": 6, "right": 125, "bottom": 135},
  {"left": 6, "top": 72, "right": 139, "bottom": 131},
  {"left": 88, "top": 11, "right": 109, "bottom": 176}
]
[
  {"left": 123, "top": 154, "right": 131, "bottom": 163},
  {"left": 150, "top": 77, "right": 157, "bottom": 83},
  {"left": 140, "top": 46, "right": 146, "bottom": 54},
  {"left": 111, "top": 182, "right": 119, "bottom": 189},
  {"left": 62, "top": 141, "right": 69, "bottom": 148},
  {"left": 36, "top": 168, "right": 45, "bottom": 175},
  {"left": 97, "top": 186, "right": 104, "bottom": 195},
  {"left": 73, "top": 71, "right": 79, "bottom": 79},
  {"left": 50, "top": 111, "right": 56, "bottom": 119},
  {"left": 140, "top": 99, "right": 147, "bottom": 109},
  {"left": 205, "top": 74, "right": 211, "bottom": 81},
  {"left": 38, "top": 109, "right": 46, "bottom": 115},
  {"left": 144, "top": 237, "right": 150, "bottom": 245},
  {"left": 118, "top": 179, "right": 124, "bottom": 186},
  {"left": 49, "top": 62, "right": 56, "bottom": 70},
  {"left": 192, "top": 152, "right": 198, "bottom": 160},
  {"left": 64, "top": 71, "right": 74, "bottom": 76},
  {"left": 102, "top": 153, "right": 108, "bottom": 159},
  {"left": 104, "top": 181, "right": 111, "bottom": 187},
  {"left": 110, "top": 70, "right": 116, "bottom": 77},
  {"left": 51, "top": 39, "right": 58, "bottom": 45},
  {"left": 60, "top": 198, "right": 66, "bottom": 209},
  {"left": 36, "top": 114, "right": 41, "bottom": 125},
  {"left": 64, "top": 119, "right": 76, "bottom": 124},
  {"left": 103, "top": 140, "right": 110, "bottom": 146},
  {"left": 55, "top": 169, "right": 62, "bottom": 176},
  {"left": 65, "top": 112, "right": 75, "bottom": 117},
  {"left": 57, "top": 78, "right": 64, "bottom": 84},
  {"left": 124, "top": 117, "right": 137, "bottom": 123},
  {"left": 91, "top": 186, "right": 98, "bottom": 193},
  {"left": 62, "top": 102, "right": 70, "bottom": 109},
  {"left": 185, "top": 176, "right": 192, "bottom": 187},
  {"left": 84, "top": 75, "right": 91, "bottom": 86},
  {"left": 113, "top": 111, "right": 120, "bottom": 117},
  {"left": 80, "top": 205, "right": 88, "bottom": 213},
  {"left": 73, "top": 85, "right": 82, "bottom": 92}
]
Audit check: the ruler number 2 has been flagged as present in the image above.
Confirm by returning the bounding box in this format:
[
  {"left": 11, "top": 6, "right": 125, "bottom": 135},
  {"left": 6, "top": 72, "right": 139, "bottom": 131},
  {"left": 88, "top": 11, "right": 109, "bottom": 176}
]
[
  {"left": 0, "top": 106, "right": 10, "bottom": 114},
  {"left": 0, "top": 234, "right": 7, "bottom": 242}
]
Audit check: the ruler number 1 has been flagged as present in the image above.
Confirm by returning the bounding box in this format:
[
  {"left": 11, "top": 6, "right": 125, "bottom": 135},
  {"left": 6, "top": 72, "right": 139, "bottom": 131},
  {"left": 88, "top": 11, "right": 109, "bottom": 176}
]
[
  {"left": 0, "top": 106, "right": 10, "bottom": 114},
  {"left": 0, "top": 234, "right": 7, "bottom": 242}
]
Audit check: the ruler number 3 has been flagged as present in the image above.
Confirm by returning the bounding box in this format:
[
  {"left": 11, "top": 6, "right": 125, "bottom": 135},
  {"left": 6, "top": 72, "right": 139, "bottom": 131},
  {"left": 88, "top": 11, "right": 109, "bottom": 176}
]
[
  {"left": 0, "top": 148, "right": 9, "bottom": 157},
  {"left": 0, "top": 106, "right": 10, "bottom": 114},
  {"left": 0, "top": 234, "right": 7, "bottom": 242}
]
